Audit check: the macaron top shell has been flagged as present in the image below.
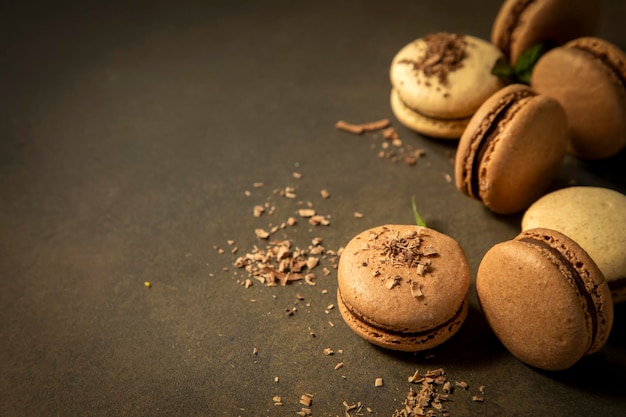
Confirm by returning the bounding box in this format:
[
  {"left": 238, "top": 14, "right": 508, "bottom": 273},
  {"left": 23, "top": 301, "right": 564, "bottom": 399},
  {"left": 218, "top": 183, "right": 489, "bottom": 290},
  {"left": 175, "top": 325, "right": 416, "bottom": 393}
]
[
  {"left": 337, "top": 225, "right": 470, "bottom": 333},
  {"left": 390, "top": 33, "right": 504, "bottom": 120},
  {"left": 522, "top": 186, "right": 626, "bottom": 282},
  {"left": 477, "top": 228, "right": 613, "bottom": 370},
  {"left": 491, "top": 0, "right": 602, "bottom": 65},
  {"left": 531, "top": 37, "right": 626, "bottom": 159},
  {"left": 454, "top": 84, "right": 567, "bottom": 214}
]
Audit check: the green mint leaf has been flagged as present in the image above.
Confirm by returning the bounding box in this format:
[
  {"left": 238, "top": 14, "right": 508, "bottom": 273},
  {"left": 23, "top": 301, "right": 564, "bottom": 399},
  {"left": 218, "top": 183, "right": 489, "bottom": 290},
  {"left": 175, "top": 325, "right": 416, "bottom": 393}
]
[
  {"left": 411, "top": 196, "right": 426, "bottom": 227},
  {"left": 513, "top": 43, "right": 547, "bottom": 84},
  {"left": 491, "top": 56, "right": 514, "bottom": 83}
]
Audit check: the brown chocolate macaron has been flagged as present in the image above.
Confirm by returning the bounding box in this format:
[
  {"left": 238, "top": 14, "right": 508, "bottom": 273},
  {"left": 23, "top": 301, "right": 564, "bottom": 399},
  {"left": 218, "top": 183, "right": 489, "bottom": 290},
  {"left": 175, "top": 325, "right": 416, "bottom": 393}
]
[
  {"left": 454, "top": 84, "right": 568, "bottom": 214},
  {"left": 337, "top": 225, "right": 470, "bottom": 352},
  {"left": 477, "top": 228, "right": 614, "bottom": 371},
  {"left": 491, "top": 0, "right": 602, "bottom": 66},
  {"left": 531, "top": 37, "right": 626, "bottom": 159}
]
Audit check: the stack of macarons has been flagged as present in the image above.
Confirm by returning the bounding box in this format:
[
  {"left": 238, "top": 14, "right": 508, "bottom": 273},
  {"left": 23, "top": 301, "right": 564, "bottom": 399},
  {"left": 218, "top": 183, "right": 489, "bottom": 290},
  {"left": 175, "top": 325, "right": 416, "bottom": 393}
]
[
  {"left": 389, "top": 0, "right": 625, "bottom": 215},
  {"left": 338, "top": 0, "right": 623, "bottom": 370}
]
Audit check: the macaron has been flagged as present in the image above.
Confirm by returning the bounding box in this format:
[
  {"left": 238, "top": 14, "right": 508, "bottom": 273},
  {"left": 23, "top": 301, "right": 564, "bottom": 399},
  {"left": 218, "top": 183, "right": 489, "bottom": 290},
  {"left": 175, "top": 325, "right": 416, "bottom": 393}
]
[
  {"left": 531, "top": 37, "right": 626, "bottom": 159},
  {"left": 477, "top": 228, "right": 614, "bottom": 371},
  {"left": 337, "top": 224, "right": 470, "bottom": 352},
  {"left": 454, "top": 83, "right": 568, "bottom": 214},
  {"left": 522, "top": 186, "right": 626, "bottom": 302},
  {"left": 491, "top": 0, "right": 602, "bottom": 66},
  {"left": 390, "top": 32, "right": 504, "bottom": 139}
]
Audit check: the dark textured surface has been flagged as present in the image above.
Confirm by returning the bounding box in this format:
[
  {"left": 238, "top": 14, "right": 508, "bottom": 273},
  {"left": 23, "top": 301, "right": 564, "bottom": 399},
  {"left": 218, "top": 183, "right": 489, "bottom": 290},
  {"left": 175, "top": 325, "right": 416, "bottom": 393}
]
[{"left": 1, "top": 1, "right": 625, "bottom": 416}]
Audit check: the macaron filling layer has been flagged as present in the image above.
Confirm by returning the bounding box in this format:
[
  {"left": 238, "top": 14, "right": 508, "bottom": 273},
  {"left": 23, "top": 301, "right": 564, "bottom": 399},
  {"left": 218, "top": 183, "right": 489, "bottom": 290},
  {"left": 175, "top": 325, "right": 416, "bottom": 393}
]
[
  {"left": 395, "top": 92, "right": 472, "bottom": 123},
  {"left": 338, "top": 288, "right": 466, "bottom": 337},
  {"left": 518, "top": 236, "right": 598, "bottom": 353},
  {"left": 466, "top": 89, "right": 537, "bottom": 199}
]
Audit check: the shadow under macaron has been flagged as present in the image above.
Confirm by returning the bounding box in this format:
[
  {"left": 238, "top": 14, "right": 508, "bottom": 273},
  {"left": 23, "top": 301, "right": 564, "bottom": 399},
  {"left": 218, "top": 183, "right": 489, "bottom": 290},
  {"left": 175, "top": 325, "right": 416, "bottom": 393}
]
[
  {"left": 538, "top": 303, "right": 626, "bottom": 400},
  {"left": 367, "top": 302, "right": 510, "bottom": 368}
]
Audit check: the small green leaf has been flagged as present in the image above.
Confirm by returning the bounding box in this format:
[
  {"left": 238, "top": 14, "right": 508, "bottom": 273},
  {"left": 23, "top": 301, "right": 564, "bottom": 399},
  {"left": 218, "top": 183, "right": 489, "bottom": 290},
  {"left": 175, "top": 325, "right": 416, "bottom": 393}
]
[
  {"left": 491, "top": 43, "right": 549, "bottom": 85},
  {"left": 411, "top": 196, "right": 426, "bottom": 227},
  {"left": 491, "top": 56, "right": 513, "bottom": 82},
  {"left": 514, "top": 43, "right": 547, "bottom": 84}
]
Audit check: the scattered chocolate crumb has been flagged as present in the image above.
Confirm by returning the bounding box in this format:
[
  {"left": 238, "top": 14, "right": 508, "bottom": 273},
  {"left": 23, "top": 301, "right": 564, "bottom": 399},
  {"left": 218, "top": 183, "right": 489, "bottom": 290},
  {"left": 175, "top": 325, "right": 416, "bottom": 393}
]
[
  {"left": 300, "top": 393, "right": 314, "bottom": 407},
  {"left": 309, "top": 215, "right": 330, "bottom": 226},
  {"left": 299, "top": 208, "right": 316, "bottom": 218},
  {"left": 254, "top": 228, "right": 270, "bottom": 239},
  {"left": 397, "top": 368, "right": 484, "bottom": 416},
  {"left": 336, "top": 120, "right": 365, "bottom": 134},
  {"left": 410, "top": 281, "right": 423, "bottom": 298},
  {"left": 335, "top": 119, "right": 390, "bottom": 134},
  {"left": 253, "top": 205, "right": 265, "bottom": 217}
]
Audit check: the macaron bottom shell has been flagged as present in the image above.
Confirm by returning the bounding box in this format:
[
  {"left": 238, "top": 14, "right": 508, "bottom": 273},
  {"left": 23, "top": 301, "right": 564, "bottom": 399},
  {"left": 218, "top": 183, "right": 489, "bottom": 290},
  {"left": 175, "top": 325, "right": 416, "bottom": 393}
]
[
  {"left": 337, "top": 289, "right": 469, "bottom": 352},
  {"left": 390, "top": 88, "right": 469, "bottom": 139}
]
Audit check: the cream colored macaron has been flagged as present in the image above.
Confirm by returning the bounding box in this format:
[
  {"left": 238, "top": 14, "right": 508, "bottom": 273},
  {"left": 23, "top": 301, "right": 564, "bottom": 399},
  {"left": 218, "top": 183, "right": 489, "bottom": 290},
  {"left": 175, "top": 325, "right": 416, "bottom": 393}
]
[
  {"left": 390, "top": 33, "right": 504, "bottom": 139},
  {"left": 522, "top": 186, "right": 626, "bottom": 302}
]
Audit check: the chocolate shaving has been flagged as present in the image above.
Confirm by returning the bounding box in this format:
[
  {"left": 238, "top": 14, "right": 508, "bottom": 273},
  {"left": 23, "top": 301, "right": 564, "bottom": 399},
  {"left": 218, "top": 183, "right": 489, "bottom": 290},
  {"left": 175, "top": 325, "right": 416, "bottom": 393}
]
[{"left": 399, "top": 32, "right": 468, "bottom": 85}]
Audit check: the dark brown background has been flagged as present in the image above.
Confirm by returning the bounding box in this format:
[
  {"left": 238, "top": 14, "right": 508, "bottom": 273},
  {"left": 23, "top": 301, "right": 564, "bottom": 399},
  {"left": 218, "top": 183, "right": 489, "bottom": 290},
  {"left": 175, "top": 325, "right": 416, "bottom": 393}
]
[{"left": 1, "top": 0, "right": 625, "bottom": 416}]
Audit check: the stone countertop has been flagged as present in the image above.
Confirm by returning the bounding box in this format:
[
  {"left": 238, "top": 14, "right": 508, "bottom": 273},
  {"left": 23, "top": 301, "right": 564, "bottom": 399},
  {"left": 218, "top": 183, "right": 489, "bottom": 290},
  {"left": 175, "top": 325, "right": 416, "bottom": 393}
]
[{"left": 1, "top": 1, "right": 625, "bottom": 415}]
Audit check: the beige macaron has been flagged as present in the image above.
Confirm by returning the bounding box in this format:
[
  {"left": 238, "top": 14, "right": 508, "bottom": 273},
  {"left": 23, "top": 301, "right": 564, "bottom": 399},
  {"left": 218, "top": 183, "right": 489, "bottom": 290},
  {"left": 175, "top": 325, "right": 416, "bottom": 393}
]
[
  {"left": 522, "top": 186, "right": 626, "bottom": 302},
  {"left": 531, "top": 37, "right": 626, "bottom": 159},
  {"left": 454, "top": 84, "right": 568, "bottom": 214},
  {"left": 337, "top": 225, "right": 470, "bottom": 352},
  {"left": 390, "top": 33, "right": 504, "bottom": 139},
  {"left": 477, "top": 228, "right": 613, "bottom": 371},
  {"left": 491, "top": 0, "right": 602, "bottom": 66}
]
